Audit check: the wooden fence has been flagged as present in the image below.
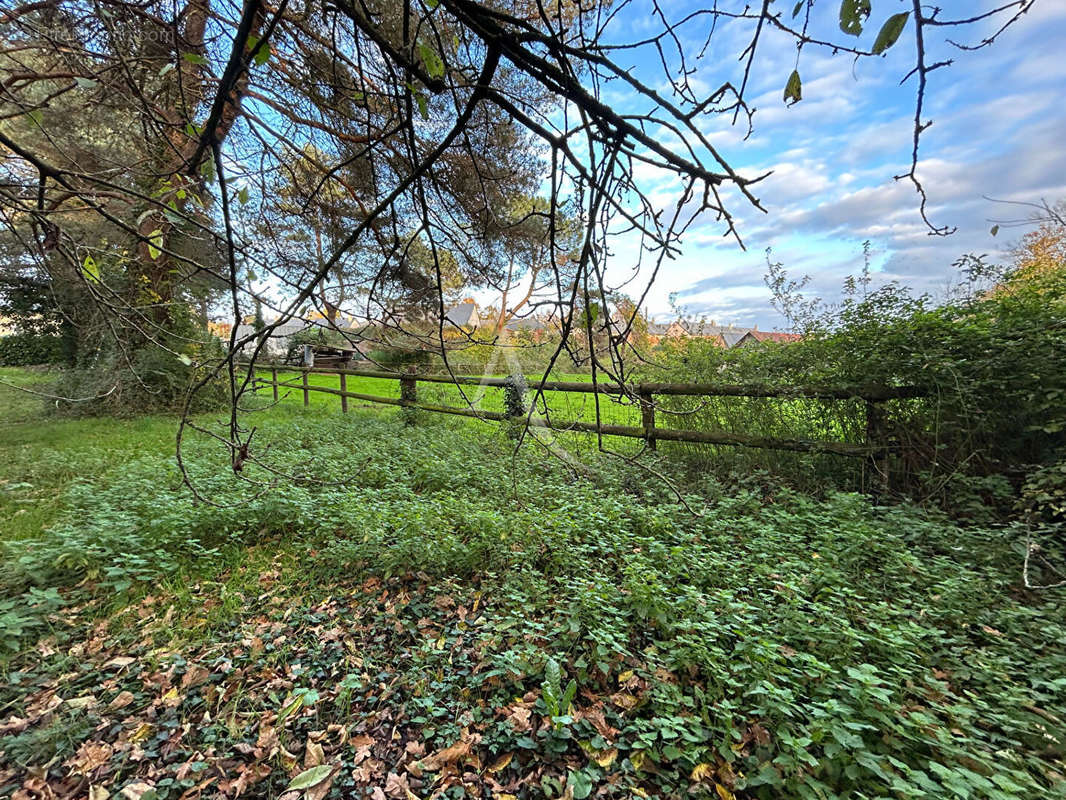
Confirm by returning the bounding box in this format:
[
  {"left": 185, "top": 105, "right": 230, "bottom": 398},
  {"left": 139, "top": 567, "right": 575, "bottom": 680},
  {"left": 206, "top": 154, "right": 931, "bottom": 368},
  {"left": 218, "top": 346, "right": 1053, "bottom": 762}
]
[{"left": 250, "top": 365, "right": 925, "bottom": 486}]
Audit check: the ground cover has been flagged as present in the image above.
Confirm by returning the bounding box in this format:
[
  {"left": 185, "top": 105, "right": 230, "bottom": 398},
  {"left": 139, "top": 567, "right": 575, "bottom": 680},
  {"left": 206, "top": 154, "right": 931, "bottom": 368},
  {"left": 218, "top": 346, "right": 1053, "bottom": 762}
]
[{"left": 1, "top": 369, "right": 1063, "bottom": 800}]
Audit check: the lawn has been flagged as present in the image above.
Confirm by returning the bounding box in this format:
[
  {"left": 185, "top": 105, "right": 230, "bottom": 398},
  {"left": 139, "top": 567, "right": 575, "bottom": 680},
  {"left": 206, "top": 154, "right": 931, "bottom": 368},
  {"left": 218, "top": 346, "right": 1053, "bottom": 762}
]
[
  {"left": 0, "top": 368, "right": 1063, "bottom": 800},
  {"left": 257, "top": 367, "right": 644, "bottom": 429}
]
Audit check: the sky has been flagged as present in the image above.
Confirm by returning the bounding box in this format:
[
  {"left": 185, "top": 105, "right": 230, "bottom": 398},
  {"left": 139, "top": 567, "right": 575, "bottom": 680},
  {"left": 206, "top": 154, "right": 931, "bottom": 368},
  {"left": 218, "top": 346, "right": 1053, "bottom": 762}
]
[{"left": 590, "top": 0, "right": 1066, "bottom": 328}]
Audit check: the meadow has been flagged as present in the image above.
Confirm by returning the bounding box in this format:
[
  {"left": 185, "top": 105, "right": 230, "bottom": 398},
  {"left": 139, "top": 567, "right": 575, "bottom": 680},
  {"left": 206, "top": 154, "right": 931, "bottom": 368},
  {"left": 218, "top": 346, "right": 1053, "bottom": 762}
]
[{"left": 1, "top": 366, "right": 1063, "bottom": 800}]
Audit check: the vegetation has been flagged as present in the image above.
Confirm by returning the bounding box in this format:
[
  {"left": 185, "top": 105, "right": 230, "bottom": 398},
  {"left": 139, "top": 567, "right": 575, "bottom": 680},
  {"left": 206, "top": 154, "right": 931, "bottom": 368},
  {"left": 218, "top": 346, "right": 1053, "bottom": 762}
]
[{"left": 1, "top": 369, "right": 1063, "bottom": 799}]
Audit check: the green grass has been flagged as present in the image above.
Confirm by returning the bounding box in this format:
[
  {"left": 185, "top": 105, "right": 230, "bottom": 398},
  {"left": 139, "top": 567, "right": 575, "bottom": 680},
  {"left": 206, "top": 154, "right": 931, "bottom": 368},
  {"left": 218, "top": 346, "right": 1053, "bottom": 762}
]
[
  {"left": 0, "top": 367, "right": 1063, "bottom": 800},
  {"left": 260, "top": 367, "right": 644, "bottom": 428}
]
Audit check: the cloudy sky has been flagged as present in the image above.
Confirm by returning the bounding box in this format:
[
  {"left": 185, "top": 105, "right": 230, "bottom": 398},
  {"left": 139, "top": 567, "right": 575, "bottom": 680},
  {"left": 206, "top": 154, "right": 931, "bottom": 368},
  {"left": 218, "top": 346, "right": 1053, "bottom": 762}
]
[{"left": 593, "top": 0, "right": 1066, "bottom": 328}]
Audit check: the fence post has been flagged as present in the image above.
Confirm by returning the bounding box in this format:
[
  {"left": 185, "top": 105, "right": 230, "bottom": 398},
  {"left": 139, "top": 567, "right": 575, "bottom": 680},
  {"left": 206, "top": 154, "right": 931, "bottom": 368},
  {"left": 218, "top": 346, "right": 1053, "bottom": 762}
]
[
  {"left": 400, "top": 369, "right": 418, "bottom": 425},
  {"left": 339, "top": 372, "right": 348, "bottom": 413},
  {"left": 271, "top": 367, "right": 279, "bottom": 402},
  {"left": 302, "top": 370, "right": 310, "bottom": 407},
  {"left": 638, "top": 385, "right": 656, "bottom": 451},
  {"left": 865, "top": 399, "right": 888, "bottom": 499}
]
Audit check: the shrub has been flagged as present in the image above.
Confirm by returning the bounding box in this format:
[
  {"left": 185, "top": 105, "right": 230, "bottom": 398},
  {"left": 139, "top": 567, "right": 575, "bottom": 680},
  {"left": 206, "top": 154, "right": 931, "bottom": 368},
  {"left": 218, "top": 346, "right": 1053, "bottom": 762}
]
[{"left": 0, "top": 332, "right": 64, "bottom": 366}]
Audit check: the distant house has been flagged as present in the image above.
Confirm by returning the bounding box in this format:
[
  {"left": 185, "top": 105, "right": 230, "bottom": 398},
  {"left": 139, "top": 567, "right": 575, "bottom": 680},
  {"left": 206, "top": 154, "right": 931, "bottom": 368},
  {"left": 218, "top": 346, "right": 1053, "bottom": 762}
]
[
  {"left": 645, "top": 317, "right": 801, "bottom": 349},
  {"left": 444, "top": 302, "right": 480, "bottom": 332}
]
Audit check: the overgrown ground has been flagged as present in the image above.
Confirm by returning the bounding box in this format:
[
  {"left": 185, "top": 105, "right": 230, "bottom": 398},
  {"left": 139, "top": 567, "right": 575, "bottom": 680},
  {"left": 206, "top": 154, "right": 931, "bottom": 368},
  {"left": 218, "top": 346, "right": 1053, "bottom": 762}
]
[{"left": 1, "top": 368, "right": 1063, "bottom": 800}]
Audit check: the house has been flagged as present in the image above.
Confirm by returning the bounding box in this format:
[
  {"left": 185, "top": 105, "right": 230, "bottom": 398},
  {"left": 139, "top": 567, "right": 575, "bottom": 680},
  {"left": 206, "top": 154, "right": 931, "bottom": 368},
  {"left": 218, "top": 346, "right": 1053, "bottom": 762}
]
[
  {"left": 443, "top": 302, "right": 480, "bottom": 332},
  {"left": 644, "top": 317, "right": 801, "bottom": 349}
]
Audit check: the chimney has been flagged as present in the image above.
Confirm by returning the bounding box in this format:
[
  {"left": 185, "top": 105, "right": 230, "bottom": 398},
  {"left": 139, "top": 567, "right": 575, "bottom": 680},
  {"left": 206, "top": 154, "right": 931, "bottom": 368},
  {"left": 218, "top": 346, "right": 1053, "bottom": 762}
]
[{"left": 754, "top": 323, "right": 758, "bottom": 330}]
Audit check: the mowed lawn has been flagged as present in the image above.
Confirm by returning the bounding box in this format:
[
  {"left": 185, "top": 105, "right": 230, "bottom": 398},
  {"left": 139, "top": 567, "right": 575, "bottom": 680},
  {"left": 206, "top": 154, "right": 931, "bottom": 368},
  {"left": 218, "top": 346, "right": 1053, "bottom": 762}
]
[{"left": 257, "top": 367, "right": 644, "bottom": 428}]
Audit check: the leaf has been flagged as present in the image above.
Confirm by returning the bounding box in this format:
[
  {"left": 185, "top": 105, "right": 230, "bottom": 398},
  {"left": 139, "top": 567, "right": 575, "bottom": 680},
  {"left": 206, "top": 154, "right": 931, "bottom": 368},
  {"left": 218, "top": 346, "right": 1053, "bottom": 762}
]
[
  {"left": 783, "top": 69, "right": 802, "bottom": 105},
  {"left": 792, "top": 1, "right": 804, "bottom": 18},
  {"left": 715, "top": 785, "right": 736, "bottom": 800},
  {"left": 592, "top": 748, "right": 618, "bottom": 768},
  {"left": 839, "top": 0, "right": 871, "bottom": 36},
  {"left": 567, "top": 770, "right": 593, "bottom": 800},
  {"left": 158, "top": 63, "right": 175, "bottom": 77},
  {"left": 25, "top": 109, "right": 42, "bottom": 126},
  {"left": 691, "top": 763, "right": 714, "bottom": 782},
  {"left": 414, "top": 91, "right": 429, "bottom": 120},
  {"left": 285, "top": 765, "right": 334, "bottom": 792},
  {"left": 146, "top": 229, "right": 164, "bottom": 260},
  {"left": 82, "top": 254, "right": 100, "bottom": 284},
  {"left": 488, "top": 752, "right": 513, "bottom": 772},
  {"left": 417, "top": 42, "right": 445, "bottom": 79},
  {"left": 253, "top": 44, "right": 271, "bottom": 66},
  {"left": 238, "top": 186, "right": 250, "bottom": 205},
  {"left": 182, "top": 52, "right": 208, "bottom": 66},
  {"left": 872, "top": 12, "right": 909, "bottom": 54},
  {"left": 277, "top": 693, "right": 304, "bottom": 726},
  {"left": 990, "top": 225, "right": 999, "bottom": 237},
  {"left": 75, "top": 77, "right": 99, "bottom": 89}
]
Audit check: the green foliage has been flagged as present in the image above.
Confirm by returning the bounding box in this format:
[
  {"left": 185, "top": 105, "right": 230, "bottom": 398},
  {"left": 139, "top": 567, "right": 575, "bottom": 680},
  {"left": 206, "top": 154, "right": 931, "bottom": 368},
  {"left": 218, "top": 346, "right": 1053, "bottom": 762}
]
[
  {"left": 648, "top": 257, "right": 1066, "bottom": 511},
  {"left": 1, "top": 405, "right": 1062, "bottom": 798},
  {"left": 0, "top": 332, "right": 65, "bottom": 366}
]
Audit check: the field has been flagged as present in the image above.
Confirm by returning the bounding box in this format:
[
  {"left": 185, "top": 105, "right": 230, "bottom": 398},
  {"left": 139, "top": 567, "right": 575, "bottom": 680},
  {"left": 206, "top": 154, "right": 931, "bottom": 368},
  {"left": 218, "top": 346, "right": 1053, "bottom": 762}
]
[
  {"left": 259, "top": 367, "right": 644, "bottom": 429},
  {"left": 1, "top": 367, "right": 1063, "bottom": 800}
]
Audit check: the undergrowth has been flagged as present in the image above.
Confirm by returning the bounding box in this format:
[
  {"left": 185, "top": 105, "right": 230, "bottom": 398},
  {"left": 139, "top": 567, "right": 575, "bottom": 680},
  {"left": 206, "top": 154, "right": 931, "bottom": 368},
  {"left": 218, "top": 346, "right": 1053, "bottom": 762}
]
[{"left": 1, "top": 408, "right": 1063, "bottom": 799}]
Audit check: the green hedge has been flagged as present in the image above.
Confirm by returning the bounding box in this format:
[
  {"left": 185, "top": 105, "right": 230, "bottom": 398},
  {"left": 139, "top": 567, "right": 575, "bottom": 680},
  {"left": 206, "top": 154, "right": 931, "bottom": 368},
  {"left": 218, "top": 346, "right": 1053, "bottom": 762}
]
[{"left": 0, "top": 333, "right": 64, "bottom": 366}]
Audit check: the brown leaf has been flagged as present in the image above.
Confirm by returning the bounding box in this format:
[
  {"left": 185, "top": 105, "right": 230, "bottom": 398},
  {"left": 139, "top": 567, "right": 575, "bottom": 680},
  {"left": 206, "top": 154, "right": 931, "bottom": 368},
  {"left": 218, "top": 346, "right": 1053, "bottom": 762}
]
[
  {"left": 0, "top": 717, "right": 29, "bottom": 736},
  {"left": 69, "top": 741, "right": 114, "bottom": 775},
  {"left": 181, "top": 665, "right": 211, "bottom": 689},
  {"left": 304, "top": 740, "right": 326, "bottom": 768},
  {"left": 120, "top": 782, "right": 155, "bottom": 800},
  {"left": 109, "top": 691, "right": 135, "bottom": 710},
  {"left": 370, "top": 788, "right": 387, "bottom": 800},
  {"left": 488, "top": 752, "right": 513, "bottom": 773},
  {"left": 384, "top": 771, "right": 410, "bottom": 798},
  {"left": 420, "top": 731, "right": 479, "bottom": 772},
  {"left": 103, "top": 656, "right": 136, "bottom": 670}
]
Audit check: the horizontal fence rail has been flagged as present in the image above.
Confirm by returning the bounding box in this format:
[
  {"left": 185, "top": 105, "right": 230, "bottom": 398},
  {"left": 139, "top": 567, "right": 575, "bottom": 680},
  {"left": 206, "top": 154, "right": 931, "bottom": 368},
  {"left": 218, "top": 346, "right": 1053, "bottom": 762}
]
[{"left": 248, "top": 364, "right": 927, "bottom": 467}]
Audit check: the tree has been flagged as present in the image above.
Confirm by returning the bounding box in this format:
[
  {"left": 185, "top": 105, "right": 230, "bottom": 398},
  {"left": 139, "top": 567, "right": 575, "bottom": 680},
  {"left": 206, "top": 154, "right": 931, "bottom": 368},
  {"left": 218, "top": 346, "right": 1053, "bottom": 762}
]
[{"left": 0, "top": 0, "right": 1035, "bottom": 484}]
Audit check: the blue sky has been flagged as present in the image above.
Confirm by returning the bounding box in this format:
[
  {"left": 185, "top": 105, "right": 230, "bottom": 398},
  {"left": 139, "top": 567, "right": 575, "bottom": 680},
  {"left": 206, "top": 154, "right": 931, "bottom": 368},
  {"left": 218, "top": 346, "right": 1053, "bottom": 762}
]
[{"left": 590, "top": 1, "right": 1066, "bottom": 328}]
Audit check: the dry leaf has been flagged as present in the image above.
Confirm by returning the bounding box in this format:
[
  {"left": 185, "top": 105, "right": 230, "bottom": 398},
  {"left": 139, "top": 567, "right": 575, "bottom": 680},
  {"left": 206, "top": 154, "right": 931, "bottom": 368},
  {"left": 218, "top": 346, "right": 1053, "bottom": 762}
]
[
  {"left": 120, "top": 782, "right": 155, "bottom": 800},
  {"left": 181, "top": 665, "right": 211, "bottom": 688},
  {"left": 488, "top": 752, "right": 513, "bottom": 773},
  {"left": 592, "top": 748, "right": 618, "bottom": 768},
  {"left": 109, "top": 691, "right": 135, "bottom": 710},
  {"left": 70, "top": 741, "right": 113, "bottom": 775},
  {"left": 304, "top": 740, "right": 326, "bottom": 768}
]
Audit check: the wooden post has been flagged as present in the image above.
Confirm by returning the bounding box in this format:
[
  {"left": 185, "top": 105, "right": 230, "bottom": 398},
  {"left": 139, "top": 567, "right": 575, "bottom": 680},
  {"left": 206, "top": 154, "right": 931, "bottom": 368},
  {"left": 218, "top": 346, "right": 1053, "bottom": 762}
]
[
  {"left": 400, "top": 370, "right": 417, "bottom": 425},
  {"left": 302, "top": 370, "right": 310, "bottom": 407},
  {"left": 271, "top": 367, "right": 279, "bottom": 402},
  {"left": 865, "top": 399, "right": 887, "bottom": 499},
  {"left": 638, "top": 386, "right": 656, "bottom": 451},
  {"left": 339, "top": 372, "right": 348, "bottom": 413}
]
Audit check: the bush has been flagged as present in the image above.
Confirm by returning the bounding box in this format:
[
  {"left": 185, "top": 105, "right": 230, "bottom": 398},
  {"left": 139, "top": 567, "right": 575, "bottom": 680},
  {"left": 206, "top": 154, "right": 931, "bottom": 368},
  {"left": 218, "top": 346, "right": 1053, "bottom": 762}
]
[
  {"left": 645, "top": 263, "right": 1066, "bottom": 511},
  {"left": 0, "top": 332, "right": 64, "bottom": 366}
]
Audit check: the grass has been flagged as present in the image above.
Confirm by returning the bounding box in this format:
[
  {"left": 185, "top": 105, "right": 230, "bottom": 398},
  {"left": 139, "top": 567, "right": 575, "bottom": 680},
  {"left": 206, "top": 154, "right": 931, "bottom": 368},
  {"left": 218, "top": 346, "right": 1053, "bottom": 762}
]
[
  {"left": 0, "top": 367, "right": 1063, "bottom": 800},
  {"left": 260, "top": 367, "right": 644, "bottom": 428}
]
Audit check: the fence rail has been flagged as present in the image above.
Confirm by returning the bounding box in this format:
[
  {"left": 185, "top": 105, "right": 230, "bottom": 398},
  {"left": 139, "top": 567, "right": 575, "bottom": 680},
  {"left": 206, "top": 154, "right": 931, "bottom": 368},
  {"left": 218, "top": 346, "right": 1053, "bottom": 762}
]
[{"left": 249, "top": 365, "right": 926, "bottom": 471}]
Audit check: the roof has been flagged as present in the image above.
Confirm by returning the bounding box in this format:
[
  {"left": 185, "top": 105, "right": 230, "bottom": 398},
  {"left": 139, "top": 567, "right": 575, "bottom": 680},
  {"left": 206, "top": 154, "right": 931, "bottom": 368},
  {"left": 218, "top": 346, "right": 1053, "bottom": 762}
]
[
  {"left": 444, "top": 302, "right": 479, "bottom": 328},
  {"left": 720, "top": 331, "right": 750, "bottom": 348},
  {"left": 749, "top": 330, "right": 802, "bottom": 343},
  {"left": 504, "top": 316, "right": 545, "bottom": 331}
]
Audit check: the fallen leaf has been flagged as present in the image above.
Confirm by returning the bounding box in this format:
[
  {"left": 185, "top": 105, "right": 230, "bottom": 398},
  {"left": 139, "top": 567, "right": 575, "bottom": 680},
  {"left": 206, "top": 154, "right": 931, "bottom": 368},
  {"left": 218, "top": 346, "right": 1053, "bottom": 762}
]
[
  {"left": 285, "top": 765, "right": 334, "bottom": 792},
  {"left": 109, "top": 691, "right": 135, "bottom": 710},
  {"left": 304, "top": 740, "right": 325, "bottom": 767},
  {"left": 89, "top": 786, "right": 110, "bottom": 800},
  {"left": 181, "top": 665, "right": 211, "bottom": 688},
  {"left": 69, "top": 741, "right": 113, "bottom": 775},
  {"left": 103, "top": 656, "right": 136, "bottom": 670},
  {"left": 120, "top": 782, "right": 155, "bottom": 800},
  {"left": 592, "top": 748, "right": 618, "bottom": 768},
  {"left": 488, "top": 752, "right": 513, "bottom": 773}
]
